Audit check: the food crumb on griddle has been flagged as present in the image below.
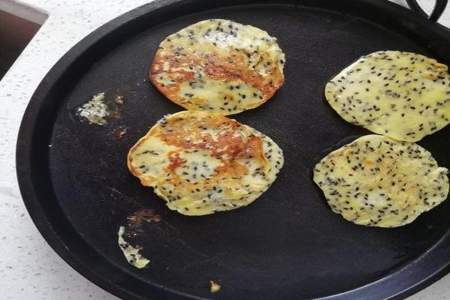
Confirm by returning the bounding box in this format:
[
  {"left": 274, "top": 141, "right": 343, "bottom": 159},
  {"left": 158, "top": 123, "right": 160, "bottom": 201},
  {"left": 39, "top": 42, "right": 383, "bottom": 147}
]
[
  {"left": 77, "top": 92, "right": 110, "bottom": 125},
  {"left": 76, "top": 92, "right": 126, "bottom": 125},
  {"left": 117, "top": 226, "right": 150, "bottom": 269},
  {"left": 113, "top": 126, "right": 128, "bottom": 139},
  {"left": 115, "top": 95, "right": 124, "bottom": 105},
  {"left": 209, "top": 280, "right": 221, "bottom": 293},
  {"left": 127, "top": 208, "right": 161, "bottom": 227}
]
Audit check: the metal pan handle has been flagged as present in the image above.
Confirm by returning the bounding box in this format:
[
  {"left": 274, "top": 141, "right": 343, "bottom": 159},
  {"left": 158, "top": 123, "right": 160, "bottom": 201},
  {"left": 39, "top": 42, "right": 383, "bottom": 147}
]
[{"left": 406, "top": 0, "right": 448, "bottom": 22}]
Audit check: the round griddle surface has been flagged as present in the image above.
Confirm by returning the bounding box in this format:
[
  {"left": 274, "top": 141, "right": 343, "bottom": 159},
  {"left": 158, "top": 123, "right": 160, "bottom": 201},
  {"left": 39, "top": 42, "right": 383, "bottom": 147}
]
[{"left": 17, "top": 1, "right": 450, "bottom": 299}]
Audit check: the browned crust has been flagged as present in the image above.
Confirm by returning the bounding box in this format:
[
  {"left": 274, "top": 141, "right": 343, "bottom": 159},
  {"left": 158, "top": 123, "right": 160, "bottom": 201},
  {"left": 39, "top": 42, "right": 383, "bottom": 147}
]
[
  {"left": 149, "top": 46, "right": 284, "bottom": 112},
  {"left": 127, "top": 111, "right": 267, "bottom": 188},
  {"left": 127, "top": 123, "right": 160, "bottom": 187}
]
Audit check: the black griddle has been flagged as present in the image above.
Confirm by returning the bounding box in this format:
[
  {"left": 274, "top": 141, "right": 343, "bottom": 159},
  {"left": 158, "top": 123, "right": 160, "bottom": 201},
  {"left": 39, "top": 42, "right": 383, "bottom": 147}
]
[{"left": 16, "top": 0, "right": 450, "bottom": 299}]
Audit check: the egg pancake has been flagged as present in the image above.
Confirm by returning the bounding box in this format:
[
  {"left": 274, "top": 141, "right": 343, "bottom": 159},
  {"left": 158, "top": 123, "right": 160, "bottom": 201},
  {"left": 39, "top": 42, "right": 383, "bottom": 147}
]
[
  {"left": 128, "top": 111, "right": 284, "bottom": 216},
  {"left": 325, "top": 51, "right": 450, "bottom": 142},
  {"left": 313, "top": 135, "right": 449, "bottom": 227},
  {"left": 150, "top": 19, "right": 285, "bottom": 115}
]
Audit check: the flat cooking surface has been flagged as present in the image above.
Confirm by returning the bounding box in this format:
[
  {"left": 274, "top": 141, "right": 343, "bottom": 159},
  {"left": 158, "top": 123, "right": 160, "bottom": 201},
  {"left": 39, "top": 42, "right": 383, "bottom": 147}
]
[{"left": 17, "top": 1, "right": 450, "bottom": 299}]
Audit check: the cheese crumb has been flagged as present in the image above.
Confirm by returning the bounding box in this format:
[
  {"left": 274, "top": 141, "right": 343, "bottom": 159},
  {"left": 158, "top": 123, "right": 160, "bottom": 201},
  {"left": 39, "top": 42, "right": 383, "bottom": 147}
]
[
  {"left": 209, "top": 280, "right": 221, "bottom": 293},
  {"left": 77, "top": 92, "right": 110, "bottom": 125},
  {"left": 117, "top": 226, "right": 150, "bottom": 269}
]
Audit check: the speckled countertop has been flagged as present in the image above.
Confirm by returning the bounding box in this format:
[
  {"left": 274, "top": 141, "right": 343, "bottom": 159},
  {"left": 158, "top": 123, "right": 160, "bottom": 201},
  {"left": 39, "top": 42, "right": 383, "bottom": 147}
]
[{"left": 0, "top": 0, "right": 449, "bottom": 299}]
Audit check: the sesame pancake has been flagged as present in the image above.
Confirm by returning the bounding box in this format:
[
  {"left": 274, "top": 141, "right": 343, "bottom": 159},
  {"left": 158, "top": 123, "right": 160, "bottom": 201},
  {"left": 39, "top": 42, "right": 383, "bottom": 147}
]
[
  {"left": 128, "top": 111, "right": 284, "bottom": 216},
  {"left": 325, "top": 51, "right": 450, "bottom": 142},
  {"left": 150, "top": 19, "right": 285, "bottom": 115},
  {"left": 313, "top": 135, "right": 449, "bottom": 227}
]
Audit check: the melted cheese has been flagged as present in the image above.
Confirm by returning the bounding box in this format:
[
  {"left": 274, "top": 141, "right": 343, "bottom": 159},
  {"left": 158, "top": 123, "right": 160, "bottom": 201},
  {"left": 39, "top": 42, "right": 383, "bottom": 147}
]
[
  {"left": 177, "top": 79, "right": 263, "bottom": 114},
  {"left": 129, "top": 135, "right": 178, "bottom": 186},
  {"left": 150, "top": 19, "right": 285, "bottom": 115},
  {"left": 128, "top": 111, "right": 284, "bottom": 216},
  {"left": 325, "top": 51, "right": 450, "bottom": 142},
  {"left": 313, "top": 135, "right": 449, "bottom": 227}
]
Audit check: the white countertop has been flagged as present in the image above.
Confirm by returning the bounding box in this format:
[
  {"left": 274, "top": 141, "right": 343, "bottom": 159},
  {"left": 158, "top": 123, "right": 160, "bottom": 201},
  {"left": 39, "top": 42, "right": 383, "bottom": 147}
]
[{"left": 0, "top": 0, "right": 449, "bottom": 299}]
